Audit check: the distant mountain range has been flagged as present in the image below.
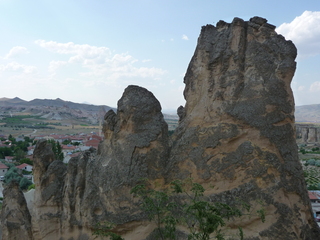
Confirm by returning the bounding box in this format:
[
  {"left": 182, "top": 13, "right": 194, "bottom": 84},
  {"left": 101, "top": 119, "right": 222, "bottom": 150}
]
[
  {"left": 5, "top": 97, "right": 318, "bottom": 124},
  {"left": 295, "top": 104, "right": 320, "bottom": 123},
  {"left": 0, "top": 97, "right": 115, "bottom": 124},
  {"left": 0, "top": 97, "right": 179, "bottom": 124}
]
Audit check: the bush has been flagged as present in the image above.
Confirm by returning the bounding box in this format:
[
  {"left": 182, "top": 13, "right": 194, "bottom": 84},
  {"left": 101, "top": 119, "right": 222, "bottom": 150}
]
[
  {"left": 19, "top": 177, "right": 33, "bottom": 191},
  {"left": 131, "top": 179, "right": 264, "bottom": 240},
  {"left": 27, "top": 184, "right": 35, "bottom": 191},
  {"left": 308, "top": 185, "right": 320, "bottom": 190},
  {"left": 307, "top": 159, "right": 316, "bottom": 166},
  {"left": 4, "top": 167, "right": 21, "bottom": 184}
]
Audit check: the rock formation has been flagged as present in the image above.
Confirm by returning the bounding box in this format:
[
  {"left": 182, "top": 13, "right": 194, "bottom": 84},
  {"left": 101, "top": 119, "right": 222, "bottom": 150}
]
[
  {"left": 296, "top": 124, "right": 320, "bottom": 143},
  {"left": 0, "top": 180, "right": 33, "bottom": 240},
  {"left": 1, "top": 16, "right": 320, "bottom": 240},
  {"left": 167, "top": 16, "right": 319, "bottom": 239}
]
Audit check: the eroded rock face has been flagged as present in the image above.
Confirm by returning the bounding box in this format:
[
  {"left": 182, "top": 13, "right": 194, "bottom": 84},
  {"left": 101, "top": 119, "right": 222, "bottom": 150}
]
[
  {"left": 296, "top": 124, "right": 320, "bottom": 143},
  {"left": 168, "top": 16, "right": 319, "bottom": 239},
  {"left": 1, "top": 16, "right": 319, "bottom": 240},
  {"left": 31, "top": 139, "right": 67, "bottom": 240},
  {"left": 0, "top": 181, "right": 33, "bottom": 240}
]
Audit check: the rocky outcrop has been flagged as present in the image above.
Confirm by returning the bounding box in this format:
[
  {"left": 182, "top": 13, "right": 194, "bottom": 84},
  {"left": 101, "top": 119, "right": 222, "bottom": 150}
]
[
  {"left": 296, "top": 124, "right": 320, "bottom": 143},
  {"left": 31, "top": 140, "right": 67, "bottom": 239},
  {"left": 0, "top": 180, "right": 33, "bottom": 240},
  {"left": 1, "top": 16, "right": 319, "bottom": 240},
  {"left": 167, "top": 16, "right": 319, "bottom": 239}
]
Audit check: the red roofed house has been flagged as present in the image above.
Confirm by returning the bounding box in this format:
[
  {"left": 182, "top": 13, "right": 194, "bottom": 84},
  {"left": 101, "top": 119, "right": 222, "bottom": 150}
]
[
  {"left": 16, "top": 163, "right": 33, "bottom": 172},
  {"left": 89, "top": 135, "right": 102, "bottom": 141},
  {"left": 85, "top": 139, "right": 100, "bottom": 149},
  {"left": 62, "top": 145, "right": 78, "bottom": 157},
  {"left": 0, "top": 163, "right": 9, "bottom": 176},
  {"left": 4, "top": 156, "right": 14, "bottom": 162},
  {"left": 309, "top": 191, "right": 320, "bottom": 218},
  {"left": 309, "top": 191, "right": 320, "bottom": 203}
]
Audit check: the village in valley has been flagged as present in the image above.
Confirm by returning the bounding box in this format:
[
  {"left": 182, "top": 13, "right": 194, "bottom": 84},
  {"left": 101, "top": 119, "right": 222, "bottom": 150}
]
[{"left": 0, "top": 130, "right": 103, "bottom": 196}]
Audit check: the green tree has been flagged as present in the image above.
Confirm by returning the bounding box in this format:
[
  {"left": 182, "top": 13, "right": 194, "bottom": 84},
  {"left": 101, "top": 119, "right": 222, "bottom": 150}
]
[
  {"left": 0, "top": 147, "right": 13, "bottom": 158},
  {"left": 130, "top": 179, "right": 262, "bottom": 240},
  {"left": 48, "top": 140, "right": 64, "bottom": 161},
  {"left": 24, "top": 136, "right": 33, "bottom": 143},
  {"left": 62, "top": 139, "right": 71, "bottom": 145},
  {"left": 14, "top": 149, "right": 26, "bottom": 161},
  {"left": 300, "top": 148, "right": 306, "bottom": 154},
  {"left": 8, "top": 134, "right": 16, "bottom": 144},
  {"left": 94, "top": 180, "right": 265, "bottom": 240},
  {"left": 19, "top": 177, "right": 33, "bottom": 190},
  {"left": 19, "top": 158, "right": 33, "bottom": 165},
  {"left": 131, "top": 182, "right": 178, "bottom": 240},
  {"left": 4, "top": 166, "right": 22, "bottom": 185},
  {"left": 3, "top": 164, "right": 32, "bottom": 190}
]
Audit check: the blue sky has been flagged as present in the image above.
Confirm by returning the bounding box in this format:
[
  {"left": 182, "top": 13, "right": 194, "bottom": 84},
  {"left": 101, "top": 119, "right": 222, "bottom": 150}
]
[{"left": 0, "top": 1, "right": 319, "bottom": 113}]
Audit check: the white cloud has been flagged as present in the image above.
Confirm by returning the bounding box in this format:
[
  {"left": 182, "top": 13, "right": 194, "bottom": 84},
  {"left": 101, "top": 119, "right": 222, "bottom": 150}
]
[
  {"left": 0, "top": 62, "right": 37, "bottom": 74},
  {"left": 35, "top": 40, "right": 112, "bottom": 60},
  {"left": 4, "top": 46, "right": 29, "bottom": 59},
  {"left": 182, "top": 34, "right": 189, "bottom": 40},
  {"left": 298, "top": 86, "right": 305, "bottom": 91},
  {"left": 35, "top": 40, "right": 166, "bottom": 85},
  {"left": 277, "top": 11, "right": 320, "bottom": 58},
  {"left": 310, "top": 81, "right": 320, "bottom": 92},
  {"left": 48, "top": 60, "right": 68, "bottom": 73}
]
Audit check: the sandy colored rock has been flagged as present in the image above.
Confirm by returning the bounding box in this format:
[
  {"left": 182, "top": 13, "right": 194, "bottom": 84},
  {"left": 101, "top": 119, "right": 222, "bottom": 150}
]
[
  {"left": 168, "top": 16, "right": 319, "bottom": 239},
  {"left": 1, "top": 16, "right": 319, "bottom": 240},
  {"left": 0, "top": 180, "right": 33, "bottom": 240}
]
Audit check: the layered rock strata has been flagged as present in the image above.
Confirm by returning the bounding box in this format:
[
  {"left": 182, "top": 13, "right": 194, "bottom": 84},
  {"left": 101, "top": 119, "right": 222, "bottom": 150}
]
[{"left": 1, "top": 16, "right": 319, "bottom": 240}]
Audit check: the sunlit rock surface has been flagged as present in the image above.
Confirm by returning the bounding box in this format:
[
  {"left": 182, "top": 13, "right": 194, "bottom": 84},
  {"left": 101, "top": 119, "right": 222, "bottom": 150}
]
[{"left": 1, "top": 16, "right": 319, "bottom": 240}]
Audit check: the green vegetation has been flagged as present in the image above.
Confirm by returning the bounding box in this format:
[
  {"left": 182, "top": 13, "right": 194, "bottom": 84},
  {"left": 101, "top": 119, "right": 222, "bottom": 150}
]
[
  {"left": 27, "top": 183, "right": 35, "bottom": 191},
  {"left": 0, "top": 147, "right": 13, "bottom": 159},
  {"left": 94, "top": 179, "right": 265, "bottom": 240},
  {"left": 93, "top": 222, "right": 124, "bottom": 240},
  {"left": 304, "top": 167, "right": 320, "bottom": 190},
  {"left": 3, "top": 163, "right": 33, "bottom": 190},
  {"left": 19, "top": 158, "right": 33, "bottom": 166},
  {"left": 48, "top": 139, "right": 64, "bottom": 161},
  {"left": 0, "top": 134, "right": 33, "bottom": 161},
  {"left": 62, "top": 139, "right": 72, "bottom": 145},
  {"left": 0, "top": 115, "right": 41, "bottom": 126}
]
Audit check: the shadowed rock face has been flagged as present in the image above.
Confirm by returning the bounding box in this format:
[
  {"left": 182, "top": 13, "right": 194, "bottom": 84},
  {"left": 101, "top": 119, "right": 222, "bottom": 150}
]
[
  {"left": 0, "top": 181, "right": 33, "bottom": 240},
  {"left": 1, "top": 16, "right": 319, "bottom": 240}
]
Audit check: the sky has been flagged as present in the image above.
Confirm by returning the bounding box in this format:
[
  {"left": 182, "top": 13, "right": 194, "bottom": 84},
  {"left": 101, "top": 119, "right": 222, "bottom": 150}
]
[{"left": 0, "top": 1, "right": 320, "bottom": 113}]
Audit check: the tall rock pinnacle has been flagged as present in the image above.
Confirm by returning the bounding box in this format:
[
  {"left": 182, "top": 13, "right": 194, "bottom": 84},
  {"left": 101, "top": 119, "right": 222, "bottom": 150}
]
[
  {"left": 169, "top": 16, "right": 319, "bottom": 239},
  {"left": 1, "top": 16, "right": 319, "bottom": 240}
]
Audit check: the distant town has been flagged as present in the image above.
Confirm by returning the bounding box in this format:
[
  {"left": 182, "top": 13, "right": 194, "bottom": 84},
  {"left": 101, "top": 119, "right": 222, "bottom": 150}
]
[{"left": 0, "top": 132, "right": 102, "bottom": 163}]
